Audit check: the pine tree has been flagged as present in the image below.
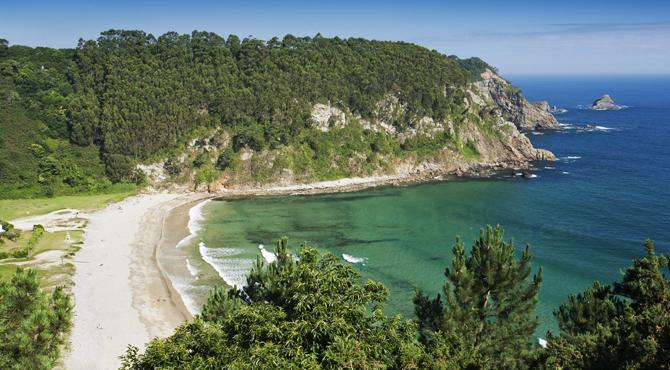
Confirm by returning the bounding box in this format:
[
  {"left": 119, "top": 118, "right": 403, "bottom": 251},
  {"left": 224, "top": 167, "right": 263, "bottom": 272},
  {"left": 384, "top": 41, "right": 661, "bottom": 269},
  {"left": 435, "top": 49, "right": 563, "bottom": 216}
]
[
  {"left": 415, "top": 225, "right": 543, "bottom": 369},
  {"left": 546, "top": 240, "right": 670, "bottom": 369},
  {"left": 0, "top": 268, "right": 73, "bottom": 369}
]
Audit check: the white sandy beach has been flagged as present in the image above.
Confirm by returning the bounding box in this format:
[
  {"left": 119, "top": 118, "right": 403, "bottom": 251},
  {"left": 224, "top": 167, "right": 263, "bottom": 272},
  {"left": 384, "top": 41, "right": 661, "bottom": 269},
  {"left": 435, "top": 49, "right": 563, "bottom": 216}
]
[
  {"left": 52, "top": 173, "right": 470, "bottom": 369},
  {"left": 62, "top": 192, "right": 205, "bottom": 370}
]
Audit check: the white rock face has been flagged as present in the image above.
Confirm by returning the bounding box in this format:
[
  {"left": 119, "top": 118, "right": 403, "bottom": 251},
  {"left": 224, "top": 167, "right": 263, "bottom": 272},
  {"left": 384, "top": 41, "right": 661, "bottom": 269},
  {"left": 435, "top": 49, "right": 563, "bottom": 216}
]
[
  {"left": 310, "top": 103, "right": 346, "bottom": 132},
  {"left": 137, "top": 162, "right": 167, "bottom": 183},
  {"left": 240, "top": 148, "right": 253, "bottom": 161}
]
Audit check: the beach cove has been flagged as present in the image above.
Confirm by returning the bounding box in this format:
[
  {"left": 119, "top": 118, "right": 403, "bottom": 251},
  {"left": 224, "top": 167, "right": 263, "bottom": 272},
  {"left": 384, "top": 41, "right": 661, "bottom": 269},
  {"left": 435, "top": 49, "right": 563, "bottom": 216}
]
[
  {"left": 161, "top": 75, "right": 670, "bottom": 338},
  {"left": 53, "top": 75, "right": 670, "bottom": 368}
]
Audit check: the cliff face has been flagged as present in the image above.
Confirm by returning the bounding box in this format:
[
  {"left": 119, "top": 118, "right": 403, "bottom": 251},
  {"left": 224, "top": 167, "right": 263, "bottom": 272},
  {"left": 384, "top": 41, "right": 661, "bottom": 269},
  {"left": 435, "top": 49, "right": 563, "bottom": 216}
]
[
  {"left": 473, "top": 70, "right": 560, "bottom": 130},
  {"left": 140, "top": 69, "right": 557, "bottom": 190}
]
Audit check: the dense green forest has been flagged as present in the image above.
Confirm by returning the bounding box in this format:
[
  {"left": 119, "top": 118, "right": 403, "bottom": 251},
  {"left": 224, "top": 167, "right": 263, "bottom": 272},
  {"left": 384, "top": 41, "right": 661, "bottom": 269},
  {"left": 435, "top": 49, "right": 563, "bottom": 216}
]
[
  {"left": 1, "top": 31, "right": 497, "bottom": 198},
  {"left": 121, "top": 226, "right": 670, "bottom": 369}
]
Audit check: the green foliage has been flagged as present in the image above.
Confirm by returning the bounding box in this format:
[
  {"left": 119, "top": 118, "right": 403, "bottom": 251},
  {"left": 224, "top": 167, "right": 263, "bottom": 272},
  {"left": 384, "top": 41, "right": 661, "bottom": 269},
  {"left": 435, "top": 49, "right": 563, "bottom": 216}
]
[
  {"left": 545, "top": 240, "right": 670, "bottom": 369},
  {"left": 0, "top": 221, "right": 20, "bottom": 243},
  {"left": 2, "top": 30, "right": 509, "bottom": 197},
  {"left": 0, "top": 46, "right": 114, "bottom": 198},
  {"left": 0, "top": 39, "right": 8, "bottom": 57},
  {"left": 121, "top": 238, "right": 424, "bottom": 369},
  {"left": 70, "top": 30, "right": 468, "bottom": 178},
  {"left": 194, "top": 165, "right": 218, "bottom": 192},
  {"left": 215, "top": 147, "right": 236, "bottom": 171},
  {"left": 119, "top": 226, "right": 670, "bottom": 368},
  {"left": 415, "top": 225, "right": 543, "bottom": 369},
  {"left": 458, "top": 139, "right": 480, "bottom": 161},
  {"left": 0, "top": 268, "right": 73, "bottom": 369},
  {"left": 448, "top": 56, "right": 497, "bottom": 82}
]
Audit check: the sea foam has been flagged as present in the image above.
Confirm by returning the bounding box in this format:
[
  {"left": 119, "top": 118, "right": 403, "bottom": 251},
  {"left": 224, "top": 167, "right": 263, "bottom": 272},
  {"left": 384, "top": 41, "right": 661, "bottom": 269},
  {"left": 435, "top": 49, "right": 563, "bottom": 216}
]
[
  {"left": 258, "top": 244, "right": 277, "bottom": 263},
  {"left": 342, "top": 253, "right": 366, "bottom": 264},
  {"left": 176, "top": 199, "right": 211, "bottom": 248},
  {"left": 199, "top": 242, "right": 253, "bottom": 288}
]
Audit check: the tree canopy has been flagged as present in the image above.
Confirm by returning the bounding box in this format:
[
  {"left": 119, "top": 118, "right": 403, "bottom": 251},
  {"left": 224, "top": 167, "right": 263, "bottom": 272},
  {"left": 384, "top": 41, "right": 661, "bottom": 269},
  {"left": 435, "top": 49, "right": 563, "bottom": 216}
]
[
  {"left": 414, "top": 225, "right": 543, "bottom": 369},
  {"left": 1, "top": 30, "right": 483, "bottom": 198},
  {"left": 545, "top": 240, "right": 670, "bottom": 369}
]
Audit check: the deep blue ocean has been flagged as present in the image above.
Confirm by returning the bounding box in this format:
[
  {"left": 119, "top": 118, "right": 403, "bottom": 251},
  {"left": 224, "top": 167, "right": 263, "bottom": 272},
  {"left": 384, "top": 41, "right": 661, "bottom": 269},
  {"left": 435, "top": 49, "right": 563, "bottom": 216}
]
[{"left": 193, "top": 75, "right": 670, "bottom": 336}]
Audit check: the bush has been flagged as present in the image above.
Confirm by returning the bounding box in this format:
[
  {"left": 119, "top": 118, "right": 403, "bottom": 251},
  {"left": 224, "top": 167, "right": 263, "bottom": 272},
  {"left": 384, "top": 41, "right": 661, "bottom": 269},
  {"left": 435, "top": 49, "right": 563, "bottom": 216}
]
[{"left": 215, "top": 147, "right": 236, "bottom": 171}]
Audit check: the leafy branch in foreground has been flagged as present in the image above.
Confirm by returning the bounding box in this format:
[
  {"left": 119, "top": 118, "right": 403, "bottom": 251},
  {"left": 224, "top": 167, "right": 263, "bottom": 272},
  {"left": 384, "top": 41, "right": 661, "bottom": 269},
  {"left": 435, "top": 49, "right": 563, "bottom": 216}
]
[{"left": 544, "top": 239, "right": 670, "bottom": 369}]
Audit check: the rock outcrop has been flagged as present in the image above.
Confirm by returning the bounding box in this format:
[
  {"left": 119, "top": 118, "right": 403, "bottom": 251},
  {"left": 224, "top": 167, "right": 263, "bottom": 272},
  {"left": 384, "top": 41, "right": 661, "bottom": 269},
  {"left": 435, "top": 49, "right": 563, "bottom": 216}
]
[
  {"left": 310, "top": 103, "right": 347, "bottom": 132},
  {"left": 530, "top": 101, "right": 565, "bottom": 114},
  {"left": 591, "top": 94, "right": 621, "bottom": 110},
  {"left": 474, "top": 70, "right": 560, "bottom": 130}
]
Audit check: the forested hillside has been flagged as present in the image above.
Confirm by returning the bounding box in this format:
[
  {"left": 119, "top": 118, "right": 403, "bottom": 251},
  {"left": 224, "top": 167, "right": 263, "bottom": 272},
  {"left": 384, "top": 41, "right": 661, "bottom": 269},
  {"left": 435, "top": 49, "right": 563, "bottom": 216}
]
[
  {"left": 1, "top": 30, "right": 548, "bottom": 198},
  {"left": 0, "top": 42, "right": 115, "bottom": 198}
]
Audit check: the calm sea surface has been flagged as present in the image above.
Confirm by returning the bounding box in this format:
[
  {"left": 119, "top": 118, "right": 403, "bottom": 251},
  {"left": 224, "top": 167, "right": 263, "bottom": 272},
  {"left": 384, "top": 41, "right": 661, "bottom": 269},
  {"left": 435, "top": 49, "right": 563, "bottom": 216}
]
[{"left": 187, "top": 76, "right": 670, "bottom": 335}]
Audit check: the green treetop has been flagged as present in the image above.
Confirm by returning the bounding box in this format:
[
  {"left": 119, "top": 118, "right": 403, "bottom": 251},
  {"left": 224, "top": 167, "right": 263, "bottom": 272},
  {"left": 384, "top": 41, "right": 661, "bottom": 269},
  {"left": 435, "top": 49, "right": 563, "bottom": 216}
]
[
  {"left": 545, "top": 240, "right": 670, "bottom": 369},
  {"left": 414, "top": 225, "right": 543, "bottom": 369}
]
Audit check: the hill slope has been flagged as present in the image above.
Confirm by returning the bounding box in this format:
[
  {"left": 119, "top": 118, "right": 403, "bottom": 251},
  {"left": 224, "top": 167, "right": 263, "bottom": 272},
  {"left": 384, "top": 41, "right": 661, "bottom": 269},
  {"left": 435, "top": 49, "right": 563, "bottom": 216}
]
[{"left": 0, "top": 31, "right": 557, "bottom": 197}]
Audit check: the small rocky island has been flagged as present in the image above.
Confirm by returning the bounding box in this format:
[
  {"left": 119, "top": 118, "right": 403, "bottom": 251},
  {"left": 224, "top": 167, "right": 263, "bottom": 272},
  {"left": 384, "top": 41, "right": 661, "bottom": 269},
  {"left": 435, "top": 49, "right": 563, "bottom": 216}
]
[{"left": 591, "top": 94, "right": 621, "bottom": 110}]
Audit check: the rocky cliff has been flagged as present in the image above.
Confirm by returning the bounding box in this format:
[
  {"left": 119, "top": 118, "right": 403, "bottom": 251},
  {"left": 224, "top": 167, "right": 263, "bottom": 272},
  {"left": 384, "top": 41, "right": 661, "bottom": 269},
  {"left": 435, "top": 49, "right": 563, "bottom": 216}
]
[{"left": 473, "top": 70, "right": 560, "bottom": 130}]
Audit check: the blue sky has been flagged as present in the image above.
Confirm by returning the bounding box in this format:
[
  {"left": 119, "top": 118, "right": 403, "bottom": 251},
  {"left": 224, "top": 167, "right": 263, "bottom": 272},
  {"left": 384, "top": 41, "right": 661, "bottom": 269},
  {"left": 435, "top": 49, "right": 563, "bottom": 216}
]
[{"left": 1, "top": 0, "right": 669, "bottom": 74}]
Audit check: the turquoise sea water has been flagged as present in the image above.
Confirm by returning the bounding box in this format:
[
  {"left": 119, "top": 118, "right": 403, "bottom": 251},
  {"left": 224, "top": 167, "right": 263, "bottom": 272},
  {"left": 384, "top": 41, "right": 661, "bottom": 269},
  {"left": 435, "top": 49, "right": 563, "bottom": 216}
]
[{"left": 192, "top": 76, "right": 670, "bottom": 335}]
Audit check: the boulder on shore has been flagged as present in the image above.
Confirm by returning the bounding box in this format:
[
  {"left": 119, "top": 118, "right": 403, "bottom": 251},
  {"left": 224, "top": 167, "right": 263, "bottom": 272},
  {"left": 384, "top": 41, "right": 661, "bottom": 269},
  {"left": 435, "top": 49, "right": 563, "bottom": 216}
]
[{"left": 591, "top": 94, "right": 621, "bottom": 110}]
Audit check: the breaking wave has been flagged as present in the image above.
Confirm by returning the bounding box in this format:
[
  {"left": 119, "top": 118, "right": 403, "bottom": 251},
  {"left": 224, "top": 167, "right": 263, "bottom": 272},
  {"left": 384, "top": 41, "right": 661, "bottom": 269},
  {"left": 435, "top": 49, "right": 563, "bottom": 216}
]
[
  {"left": 176, "top": 199, "right": 211, "bottom": 248},
  {"left": 199, "top": 242, "right": 253, "bottom": 288},
  {"left": 258, "top": 244, "right": 277, "bottom": 263},
  {"left": 342, "top": 253, "right": 366, "bottom": 264}
]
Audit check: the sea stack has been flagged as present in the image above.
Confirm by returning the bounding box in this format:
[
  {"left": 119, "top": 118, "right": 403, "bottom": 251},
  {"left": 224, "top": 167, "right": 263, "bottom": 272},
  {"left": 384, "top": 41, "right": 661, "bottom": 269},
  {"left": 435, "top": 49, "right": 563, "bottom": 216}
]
[{"left": 591, "top": 94, "right": 621, "bottom": 110}]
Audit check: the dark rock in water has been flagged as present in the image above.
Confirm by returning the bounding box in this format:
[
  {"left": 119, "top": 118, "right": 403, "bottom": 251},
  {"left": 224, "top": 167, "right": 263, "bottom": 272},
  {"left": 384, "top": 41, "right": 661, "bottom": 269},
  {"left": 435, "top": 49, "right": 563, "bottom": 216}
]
[{"left": 591, "top": 94, "right": 621, "bottom": 110}]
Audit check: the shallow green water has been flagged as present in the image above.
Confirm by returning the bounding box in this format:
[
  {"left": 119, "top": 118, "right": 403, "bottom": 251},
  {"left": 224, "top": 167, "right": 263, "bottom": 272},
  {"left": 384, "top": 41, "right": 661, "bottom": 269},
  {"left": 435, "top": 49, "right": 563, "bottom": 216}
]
[{"left": 197, "top": 179, "right": 617, "bottom": 336}]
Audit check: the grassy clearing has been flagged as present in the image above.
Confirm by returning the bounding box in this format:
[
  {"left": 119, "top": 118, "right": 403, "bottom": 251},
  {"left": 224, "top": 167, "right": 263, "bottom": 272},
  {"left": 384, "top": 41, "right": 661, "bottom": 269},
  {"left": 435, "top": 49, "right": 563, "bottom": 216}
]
[
  {"left": 1, "top": 228, "right": 81, "bottom": 289},
  {"left": 0, "top": 231, "right": 30, "bottom": 254},
  {"left": 37, "top": 263, "right": 76, "bottom": 290},
  {"left": 0, "top": 264, "right": 18, "bottom": 280},
  {"left": 33, "top": 230, "right": 83, "bottom": 257},
  {"left": 0, "top": 188, "right": 137, "bottom": 221}
]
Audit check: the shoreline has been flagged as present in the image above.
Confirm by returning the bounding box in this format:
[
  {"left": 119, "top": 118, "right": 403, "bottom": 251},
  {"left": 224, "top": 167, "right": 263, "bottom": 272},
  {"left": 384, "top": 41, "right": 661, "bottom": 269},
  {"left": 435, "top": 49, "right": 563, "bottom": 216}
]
[
  {"left": 154, "top": 197, "right": 212, "bottom": 319},
  {"left": 154, "top": 162, "right": 534, "bottom": 317},
  {"left": 208, "top": 159, "right": 536, "bottom": 198},
  {"left": 153, "top": 198, "right": 205, "bottom": 321},
  {"left": 64, "top": 161, "right": 544, "bottom": 369},
  {"left": 63, "top": 192, "right": 210, "bottom": 369}
]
